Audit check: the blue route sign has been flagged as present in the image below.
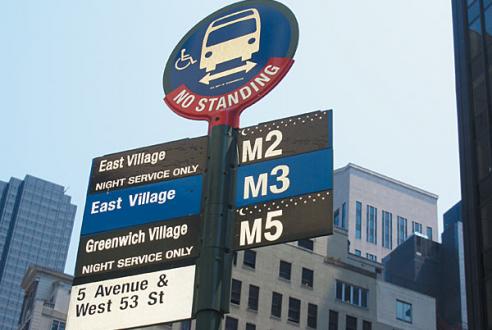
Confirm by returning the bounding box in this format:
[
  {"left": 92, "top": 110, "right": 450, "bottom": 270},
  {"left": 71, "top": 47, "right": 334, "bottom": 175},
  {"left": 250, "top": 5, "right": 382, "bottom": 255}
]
[
  {"left": 81, "top": 175, "right": 202, "bottom": 235},
  {"left": 235, "top": 148, "right": 333, "bottom": 207}
]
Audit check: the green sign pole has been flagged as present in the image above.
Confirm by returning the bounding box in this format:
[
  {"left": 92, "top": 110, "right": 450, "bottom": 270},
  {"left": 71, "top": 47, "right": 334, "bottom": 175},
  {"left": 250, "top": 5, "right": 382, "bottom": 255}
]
[{"left": 194, "top": 124, "right": 237, "bottom": 330}]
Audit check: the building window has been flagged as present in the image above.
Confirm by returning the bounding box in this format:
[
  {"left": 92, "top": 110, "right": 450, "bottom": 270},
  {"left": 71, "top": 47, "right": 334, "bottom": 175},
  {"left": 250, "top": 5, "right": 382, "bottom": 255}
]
[
  {"left": 271, "top": 292, "right": 282, "bottom": 318},
  {"left": 243, "top": 250, "right": 256, "bottom": 269},
  {"left": 355, "top": 201, "right": 362, "bottom": 239},
  {"left": 302, "top": 267, "right": 314, "bottom": 288},
  {"left": 288, "top": 297, "right": 301, "bottom": 323},
  {"left": 336, "top": 280, "right": 368, "bottom": 308},
  {"left": 329, "top": 310, "right": 339, "bottom": 330},
  {"left": 412, "top": 221, "right": 422, "bottom": 235},
  {"left": 307, "top": 303, "right": 318, "bottom": 328},
  {"left": 397, "top": 216, "right": 407, "bottom": 245},
  {"left": 180, "top": 320, "right": 190, "bottom": 330},
  {"left": 366, "top": 253, "right": 377, "bottom": 262},
  {"left": 334, "top": 208, "right": 340, "bottom": 227},
  {"left": 363, "top": 320, "right": 372, "bottom": 330},
  {"left": 346, "top": 315, "right": 357, "bottom": 330},
  {"left": 298, "top": 239, "right": 314, "bottom": 251},
  {"left": 51, "top": 320, "right": 66, "bottom": 330},
  {"left": 396, "top": 300, "right": 412, "bottom": 323},
  {"left": 245, "top": 323, "right": 256, "bottom": 330},
  {"left": 341, "top": 202, "right": 347, "bottom": 229},
  {"left": 232, "top": 251, "right": 237, "bottom": 266},
  {"left": 248, "top": 285, "right": 259, "bottom": 311},
  {"left": 366, "top": 205, "right": 377, "bottom": 244},
  {"left": 354, "top": 249, "right": 361, "bottom": 256},
  {"left": 426, "top": 226, "right": 433, "bottom": 240},
  {"left": 225, "top": 316, "right": 238, "bottom": 330},
  {"left": 382, "top": 210, "right": 392, "bottom": 249},
  {"left": 279, "top": 260, "right": 291, "bottom": 280},
  {"left": 230, "top": 279, "right": 241, "bottom": 305}
]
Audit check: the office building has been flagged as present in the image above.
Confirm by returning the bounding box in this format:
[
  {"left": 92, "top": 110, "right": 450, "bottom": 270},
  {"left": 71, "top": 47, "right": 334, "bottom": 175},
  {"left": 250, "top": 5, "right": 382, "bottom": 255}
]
[
  {"left": 440, "top": 202, "right": 468, "bottom": 329},
  {"left": 383, "top": 202, "right": 468, "bottom": 329},
  {"left": 224, "top": 231, "right": 435, "bottom": 330},
  {"left": 334, "top": 163, "right": 439, "bottom": 262},
  {"left": 18, "top": 266, "right": 73, "bottom": 330},
  {"left": 452, "top": 0, "right": 492, "bottom": 328},
  {"left": 141, "top": 164, "right": 440, "bottom": 330},
  {"left": 43, "top": 163, "right": 438, "bottom": 330},
  {"left": 383, "top": 235, "right": 441, "bottom": 298},
  {"left": 164, "top": 229, "right": 436, "bottom": 330},
  {"left": 0, "top": 175, "right": 76, "bottom": 329}
]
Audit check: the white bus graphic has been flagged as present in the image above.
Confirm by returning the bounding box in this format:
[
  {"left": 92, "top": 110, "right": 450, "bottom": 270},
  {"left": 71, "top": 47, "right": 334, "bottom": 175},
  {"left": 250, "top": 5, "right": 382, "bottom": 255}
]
[{"left": 200, "top": 8, "right": 261, "bottom": 73}]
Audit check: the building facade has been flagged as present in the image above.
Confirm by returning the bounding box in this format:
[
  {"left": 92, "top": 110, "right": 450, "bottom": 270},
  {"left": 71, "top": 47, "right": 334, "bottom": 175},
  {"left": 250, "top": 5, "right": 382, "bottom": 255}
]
[
  {"left": 383, "top": 202, "right": 468, "bottom": 329},
  {"left": 160, "top": 230, "right": 436, "bottom": 330},
  {"left": 440, "top": 202, "right": 468, "bottom": 329},
  {"left": 452, "top": 0, "right": 492, "bottom": 328},
  {"left": 334, "top": 163, "right": 438, "bottom": 262},
  {"left": 18, "top": 266, "right": 73, "bottom": 330},
  {"left": 0, "top": 175, "right": 76, "bottom": 329}
]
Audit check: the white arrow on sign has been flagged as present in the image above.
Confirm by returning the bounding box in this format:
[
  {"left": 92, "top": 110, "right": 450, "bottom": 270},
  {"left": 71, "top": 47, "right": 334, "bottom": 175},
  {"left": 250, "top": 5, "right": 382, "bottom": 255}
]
[{"left": 199, "top": 61, "right": 257, "bottom": 85}]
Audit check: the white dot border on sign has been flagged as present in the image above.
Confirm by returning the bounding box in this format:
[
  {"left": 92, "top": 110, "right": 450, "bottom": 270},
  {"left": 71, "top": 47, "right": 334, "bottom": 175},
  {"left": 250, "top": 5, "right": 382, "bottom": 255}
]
[
  {"left": 235, "top": 192, "right": 331, "bottom": 214},
  {"left": 238, "top": 111, "right": 328, "bottom": 136}
]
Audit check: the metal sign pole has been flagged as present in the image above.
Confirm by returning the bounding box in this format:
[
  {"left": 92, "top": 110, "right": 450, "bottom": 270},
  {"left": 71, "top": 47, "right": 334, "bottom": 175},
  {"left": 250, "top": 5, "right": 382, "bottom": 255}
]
[
  {"left": 162, "top": 2, "right": 299, "bottom": 329},
  {"left": 194, "top": 124, "right": 237, "bottom": 330}
]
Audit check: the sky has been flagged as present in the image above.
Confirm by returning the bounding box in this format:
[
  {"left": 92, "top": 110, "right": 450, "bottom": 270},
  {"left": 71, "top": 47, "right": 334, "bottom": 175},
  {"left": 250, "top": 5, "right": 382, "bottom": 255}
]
[{"left": 0, "top": 0, "right": 459, "bottom": 274}]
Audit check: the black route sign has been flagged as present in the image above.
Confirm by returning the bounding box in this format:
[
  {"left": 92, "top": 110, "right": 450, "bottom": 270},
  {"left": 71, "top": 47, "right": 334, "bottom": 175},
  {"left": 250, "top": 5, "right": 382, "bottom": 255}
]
[
  {"left": 74, "top": 216, "right": 199, "bottom": 285},
  {"left": 238, "top": 111, "right": 331, "bottom": 165},
  {"left": 233, "top": 190, "right": 333, "bottom": 250},
  {"left": 89, "top": 136, "right": 207, "bottom": 194}
]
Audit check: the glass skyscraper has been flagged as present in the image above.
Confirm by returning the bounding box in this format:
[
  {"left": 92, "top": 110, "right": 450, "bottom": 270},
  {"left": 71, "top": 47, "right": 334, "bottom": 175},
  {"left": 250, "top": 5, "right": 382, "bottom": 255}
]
[
  {"left": 0, "top": 175, "right": 76, "bottom": 329},
  {"left": 452, "top": 0, "right": 492, "bottom": 328}
]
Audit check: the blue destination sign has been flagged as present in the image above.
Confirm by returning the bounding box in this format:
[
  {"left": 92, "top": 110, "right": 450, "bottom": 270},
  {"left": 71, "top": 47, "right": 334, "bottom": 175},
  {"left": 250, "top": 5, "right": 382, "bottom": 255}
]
[
  {"left": 235, "top": 148, "right": 333, "bottom": 207},
  {"left": 81, "top": 175, "right": 202, "bottom": 235}
]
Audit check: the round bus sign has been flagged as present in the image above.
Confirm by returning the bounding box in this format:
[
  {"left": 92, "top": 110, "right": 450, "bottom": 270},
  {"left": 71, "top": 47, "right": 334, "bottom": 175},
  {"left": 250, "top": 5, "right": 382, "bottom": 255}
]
[{"left": 163, "top": 0, "right": 298, "bottom": 128}]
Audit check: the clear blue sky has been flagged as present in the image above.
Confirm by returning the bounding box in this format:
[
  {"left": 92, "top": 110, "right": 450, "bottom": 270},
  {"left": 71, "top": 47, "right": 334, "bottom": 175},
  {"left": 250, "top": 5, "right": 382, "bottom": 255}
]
[{"left": 0, "top": 0, "right": 459, "bottom": 274}]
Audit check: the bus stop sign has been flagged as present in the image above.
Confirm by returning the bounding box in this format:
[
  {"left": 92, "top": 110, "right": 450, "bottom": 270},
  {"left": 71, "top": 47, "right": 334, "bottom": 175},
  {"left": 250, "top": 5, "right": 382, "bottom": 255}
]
[{"left": 163, "top": 0, "right": 298, "bottom": 128}]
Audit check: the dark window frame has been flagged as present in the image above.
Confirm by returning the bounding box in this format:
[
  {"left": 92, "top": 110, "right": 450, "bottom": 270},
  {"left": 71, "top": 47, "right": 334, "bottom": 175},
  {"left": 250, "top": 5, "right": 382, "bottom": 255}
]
[
  {"left": 329, "top": 310, "right": 339, "bottom": 330},
  {"left": 245, "top": 323, "right": 256, "bottom": 330},
  {"left": 279, "top": 260, "right": 292, "bottom": 280},
  {"left": 307, "top": 303, "right": 318, "bottom": 328},
  {"left": 363, "top": 320, "right": 372, "bottom": 330},
  {"left": 271, "top": 292, "right": 282, "bottom": 318},
  {"left": 397, "top": 216, "right": 408, "bottom": 245},
  {"left": 248, "top": 284, "right": 259, "bottom": 311},
  {"left": 301, "top": 267, "right": 314, "bottom": 288},
  {"left": 288, "top": 297, "right": 301, "bottom": 324},
  {"left": 396, "top": 299, "right": 413, "bottom": 323},
  {"left": 366, "top": 205, "right": 377, "bottom": 244},
  {"left": 298, "top": 239, "right": 314, "bottom": 251},
  {"left": 355, "top": 201, "right": 362, "bottom": 239},
  {"left": 346, "top": 315, "right": 357, "bottom": 330},
  {"left": 225, "top": 316, "right": 238, "bottom": 330},
  {"left": 230, "top": 278, "right": 241, "bottom": 305},
  {"left": 336, "top": 280, "right": 368, "bottom": 308},
  {"left": 243, "top": 250, "right": 256, "bottom": 269},
  {"left": 382, "top": 210, "right": 393, "bottom": 249}
]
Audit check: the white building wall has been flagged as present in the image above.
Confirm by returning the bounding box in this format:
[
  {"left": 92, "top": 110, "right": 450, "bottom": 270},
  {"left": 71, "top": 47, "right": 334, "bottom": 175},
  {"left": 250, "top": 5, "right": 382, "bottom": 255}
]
[
  {"left": 376, "top": 281, "right": 436, "bottom": 330},
  {"left": 334, "top": 164, "right": 438, "bottom": 262}
]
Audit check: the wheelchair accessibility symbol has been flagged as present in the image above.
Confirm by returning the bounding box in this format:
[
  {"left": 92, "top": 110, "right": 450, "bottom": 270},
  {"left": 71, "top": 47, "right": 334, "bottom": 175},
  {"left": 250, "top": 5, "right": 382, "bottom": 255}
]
[{"left": 175, "top": 49, "right": 197, "bottom": 71}]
